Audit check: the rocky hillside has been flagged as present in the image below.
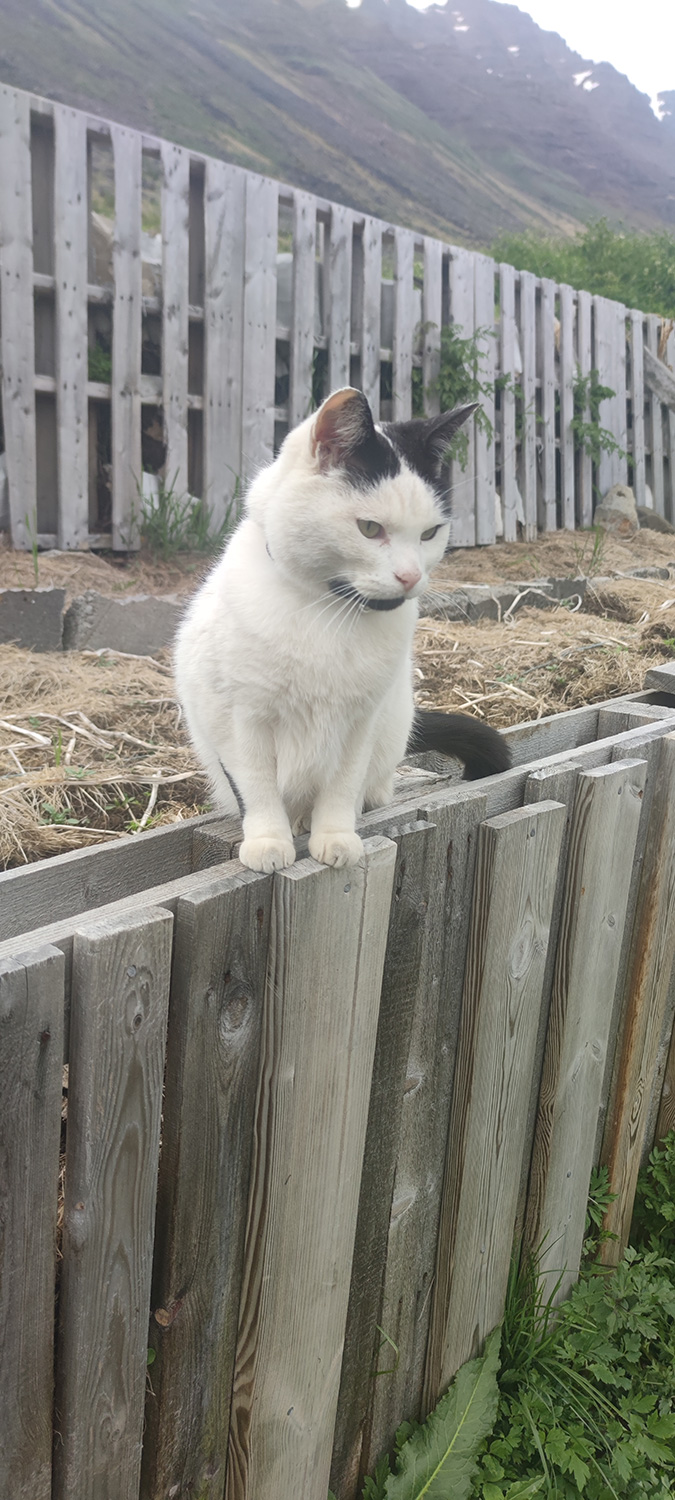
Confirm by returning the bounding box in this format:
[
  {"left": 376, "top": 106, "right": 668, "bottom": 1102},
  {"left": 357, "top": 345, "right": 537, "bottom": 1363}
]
[{"left": 1, "top": 0, "right": 673, "bottom": 245}]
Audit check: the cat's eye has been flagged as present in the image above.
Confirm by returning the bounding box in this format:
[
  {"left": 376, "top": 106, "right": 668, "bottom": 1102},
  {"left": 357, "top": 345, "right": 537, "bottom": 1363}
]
[
  {"left": 357, "top": 519, "right": 385, "bottom": 539},
  {"left": 421, "top": 524, "right": 441, "bottom": 541}
]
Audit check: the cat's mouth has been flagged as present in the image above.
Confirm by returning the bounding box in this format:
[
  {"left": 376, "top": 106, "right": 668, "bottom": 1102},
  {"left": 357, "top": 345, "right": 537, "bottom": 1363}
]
[{"left": 328, "top": 579, "right": 408, "bottom": 612}]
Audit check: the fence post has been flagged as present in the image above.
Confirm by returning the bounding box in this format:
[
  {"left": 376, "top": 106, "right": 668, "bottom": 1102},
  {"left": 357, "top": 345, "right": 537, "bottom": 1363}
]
[{"left": 0, "top": 86, "right": 37, "bottom": 549}]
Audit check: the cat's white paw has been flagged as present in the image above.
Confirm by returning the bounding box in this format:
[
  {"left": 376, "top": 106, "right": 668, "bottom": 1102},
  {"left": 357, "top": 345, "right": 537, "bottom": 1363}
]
[
  {"left": 239, "top": 837, "right": 296, "bottom": 873},
  {"left": 309, "top": 831, "right": 365, "bottom": 867}
]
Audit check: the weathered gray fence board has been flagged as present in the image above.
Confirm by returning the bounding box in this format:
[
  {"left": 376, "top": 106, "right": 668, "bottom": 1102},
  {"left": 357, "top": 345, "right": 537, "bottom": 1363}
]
[
  {"left": 538, "top": 277, "right": 557, "bottom": 532},
  {"left": 327, "top": 204, "right": 354, "bottom": 393},
  {"left": 500, "top": 261, "right": 518, "bottom": 541},
  {"left": 142, "top": 866, "right": 273, "bottom": 1500},
  {"left": 54, "top": 105, "right": 89, "bottom": 548},
  {"left": 601, "top": 732, "right": 675, "bottom": 1257},
  {"left": 525, "top": 760, "right": 646, "bottom": 1303},
  {"left": 577, "top": 289, "right": 594, "bottom": 527},
  {"left": 289, "top": 190, "right": 316, "bottom": 429},
  {"left": 424, "top": 801, "right": 566, "bottom": 1400},
  {"left": 330, "top": 819, "right": 439, "bottom": 1498},
  {"left": 54, "top": 907, "right": 173, "bottom": 1500},
  {"left": 241, "top": 174, "right": 278, "bottom": 477},
  {"left": 519, "top": 269, "right": 537, "bottom": 540},
  {"left": 559, "top": 283, "right": 576, "bottom": 528},
  {"left": 449, "top": 248, "right": 476, "bottom": 547},
  {"left": 392, "top": 227, "right": 415, "bottom": 422},
  {"left": 646, "top": 315, "right": 665, "bottom": 515},
  {"left": 0, "top": 945, "right": 64, "bottom": 1500},
  {"left": 359, "top": 216, "right": 382, "bottom": 419},
  {"left": 474, "top": 252, "right": 496, "bottom": 545},
  {"left": 0, "top": 85, "right": 37, "bottom": 548},
  {"left": 422, "top": 236, "right": 443, "bottom": 419},
  {"left": 226, "top": 839, "right": 396, "bottom": 1500},
  {"left": 667, "top": 326, "right": 675, "bottom": 522},
  {"left": 629, "top": 309, "right": 646, "bottom": 509},
  {"left": 204, "top": 158, "right": 246, "bottom": 527},
  {"left": 161, "top": 141, "right": 190, "bottom": 503},
  {"left": 111, "top": 125, "right": 142, "bottom": 549}
]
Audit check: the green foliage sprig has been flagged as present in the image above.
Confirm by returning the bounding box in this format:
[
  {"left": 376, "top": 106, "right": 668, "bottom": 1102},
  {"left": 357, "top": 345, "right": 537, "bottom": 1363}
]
[
  {"left": 137, "top": 472, "right": 236, "bottom": 559},
  {"left": 631, "top": 1130, "right": 675, "bottom": 1255},
  {"left": 571, "top": 369, "right": 627, "bottom": 467}
]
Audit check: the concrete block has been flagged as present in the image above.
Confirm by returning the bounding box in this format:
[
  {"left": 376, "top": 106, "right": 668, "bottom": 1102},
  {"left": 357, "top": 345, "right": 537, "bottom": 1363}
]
[
  {"left": 0, "top": 587, "right": 66, "bottom": 650},
  {"left": 63, "top": 591, "right": 183, "bottom": 656},
  {"left": 419, "top": 577, "right": 586, "bottom": 622}
]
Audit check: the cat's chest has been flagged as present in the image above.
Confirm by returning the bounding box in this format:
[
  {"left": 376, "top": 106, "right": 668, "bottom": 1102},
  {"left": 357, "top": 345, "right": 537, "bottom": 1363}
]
[{"left": 247, "top": 605, "right": 409, "bottom": 708}]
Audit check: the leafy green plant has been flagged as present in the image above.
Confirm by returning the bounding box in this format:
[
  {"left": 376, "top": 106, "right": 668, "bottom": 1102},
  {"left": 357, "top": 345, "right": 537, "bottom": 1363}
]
[
  {"left": 40, "top": 801, "right": 81, "bottom": 827},
  {"left": 490, "top": 220, "right": 675, "bottom": 320},
  {"left": 571, "top": 369, "right": 627, "bottom": 469},
  {"left": 571, "top": 525, "right": 607, "bottom": 581},
  {"left": 88, "top": 341, "right": 113, "bottom": 383},
  {"left": 631, "top": 1130, "right": 675, "bottom": 1255},
  {"left": 581, "top": 1165, "right": 618, "bottom": 1265},
  {"left": 137, "top": 473, "right": 236, "bottom": 559},
  {"left": 411, "top": 323, "right": 498, "bottom": 467}
]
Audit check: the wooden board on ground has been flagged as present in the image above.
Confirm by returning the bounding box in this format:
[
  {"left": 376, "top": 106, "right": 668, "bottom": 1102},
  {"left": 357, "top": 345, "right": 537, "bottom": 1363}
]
[
  {"left": 424, "top": 800, "right": 566, "bottom": 1400},
  {"left": 142, "top": 866, "right": 273, "bottom": 1500},
  {"left": 0, "top": 945, "right": 64, "bottom": 1500},
  {"left": 54, "top": 907, "right": 173, "bottom": 1500},
  {"left": 525, "top": 760, "right": 646, "bottom": 1302},
  {"left": 226, "top": 839, "right": 396, "bottom": 1500}
]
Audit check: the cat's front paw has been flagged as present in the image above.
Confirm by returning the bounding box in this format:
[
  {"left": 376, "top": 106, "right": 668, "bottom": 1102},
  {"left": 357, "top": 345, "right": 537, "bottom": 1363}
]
[
  {"left": 309, "top": 830, "right": 365, "bottom": 868},
  {"left": 239, "top": 836, "right": 296, "bottom": 873}
]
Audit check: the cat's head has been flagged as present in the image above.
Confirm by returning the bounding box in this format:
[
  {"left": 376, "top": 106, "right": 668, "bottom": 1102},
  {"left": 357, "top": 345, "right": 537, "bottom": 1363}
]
[{"left": 248, "top": 387, "right": 477, "bottom": 608}]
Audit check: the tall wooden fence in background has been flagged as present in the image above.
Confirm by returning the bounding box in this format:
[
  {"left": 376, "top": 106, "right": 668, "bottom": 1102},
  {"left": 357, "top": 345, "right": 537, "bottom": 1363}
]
[
  {"left": 1, "top": 82, "right": 674, "bottom": 555},
  {"left": 3, "top": 662, "right": 675, "bottom": 1500}
]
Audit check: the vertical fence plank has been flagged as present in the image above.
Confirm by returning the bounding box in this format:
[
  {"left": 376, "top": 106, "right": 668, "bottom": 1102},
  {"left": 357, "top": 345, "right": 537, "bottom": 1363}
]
[
  {"left": 577, "top": 289, "right": 594, "bottom": 526},
  {"left": 666, "top": 326, "right": 675, "bottom": 523},
  {"left": 54, "top": 907, "right": 173, "bottom": 1500},
  {"left": 241, "top": 174, "right": 278, "bottom": 478},
  {"left": 629, "top": 310, "right": 646, "bottom": 508},
  {"left": 53, "top": 106, "right": 89, "bottom": 549},
  {"left": 425, "top": 801, "right": 566, "bottom": 1399},
  {"left": 559, "top": 283, "right": 576, "bottom": 529},
  {"left": 601, "top": 733, "right": 675, "bottom": 1257},
  {"left": 161, "top": 141, "right": 190, "bottom": 503},
  {"left": 500, "top": 261, "right": 518, "bottom": 541},
  {"left": 646, "top": 314, "right": 665, "bottom": 515},
  {"left": 474, "top": 252, "right": 496, "bottom": 544},
  {"left": 289, "top": 189, "right": 316, "bottom": 428},
  {"left": 422, "top": 236, "right": 443, "bottom": 418},
  {"left": 360, "top": 216, "right": 382, "bottom": 419},
  {"left": 327, "top": 203, "right": 354, "bottom": 394},
  {"left": 594, "top": 295, "right": 628, "bottom": 502},
  {"left": 110, "top": 125, "right": 142, "bottom": 549},
  {"left": 363, "top": 789, "right": 489, "bottom": 1472},
  {"left": 0, "top": 86, "right": 37, "bottom": 549},
  {"left": 142, "top": 867, "right": 272, "bottom": 1500},
  {"left": 392, "top": 227, "right": 415, "bottom": 422},
  {"left": 614, "top": 302, "right": 629, "bottom": 487},
  {"left": 449, "top": 248, "right": 476, "bottom": 546},
  {"left": 525, "top": 761, "right": 646, "bottom": 1304},
  {"left": 226, "top": 839, "right": 396, "bottom": 1500},
  {"left": 203, "top": 158, "right": 246, "bottom": 528},
  {"left": 538, "top": 277, "right": 557, "bottom": 531},
  {"left": 330, "top": 819, "right": 439, "bottom": 1498},
  {"left": 0, "top": 946, "right": 64, "bottom": 1500},
  {"left": 519, "top": 269, "right": 537, "bottom": 540}
]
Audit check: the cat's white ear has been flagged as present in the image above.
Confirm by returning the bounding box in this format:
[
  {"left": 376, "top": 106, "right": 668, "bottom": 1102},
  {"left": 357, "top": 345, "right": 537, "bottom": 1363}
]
[{"left": 311, "top": 387, "right": 375, "bottom": 471}]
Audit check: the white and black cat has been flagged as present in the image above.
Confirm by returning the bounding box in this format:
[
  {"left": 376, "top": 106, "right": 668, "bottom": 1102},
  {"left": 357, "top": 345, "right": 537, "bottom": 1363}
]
[{"left": 174, "top": 386, "right": 510, "bottom": 873}]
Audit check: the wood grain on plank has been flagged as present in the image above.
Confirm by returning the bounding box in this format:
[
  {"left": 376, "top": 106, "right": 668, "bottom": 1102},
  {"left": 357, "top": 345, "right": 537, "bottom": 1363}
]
[
  {"left": 0, "top": 946, "right": 65, "bottom": 1500},
  {"left": 330, "top": 819, "right": 439, "bottom": 1498},
  {"left": 449, "top": 248, "right": 476, "bottom": 547},
  {"left": 538, "top": 277, "right": 557, "bottom": 532},
  {"left": 161, "top": 141, "right": 190, "bottom": 504},
  {"left": 646, "top": 315, "right": 665, "bottom": 515},
  {"left": 425, "top": 800, "right": 566, "bottom": 1401},
  {"left": 226, "top": 839, "right": 396, "bottom": 1500},
  {"left": 500, "top": 262, "right": 518, "bottom": 541},
  {"left": 392, "top": 227, "right": 415, "bottom": 422},
  {"left": 204, "top": 158, "right": 246, "bottom": 527},
  {"left": 559, "top": 283, "right": 576, "bottom": 529},
  {"left": 111, "top": 126, "right": 142, "bottom": 549},
  {"left": 422, "top": 236, "right": 443, "bottom": 418},
  {"left": 359, "top": 217, "right": 382, "bottom": 418},
  {"left": 241, "top": 174, "right": 278, "bottom": 478},
  {"left": 474, "top": 252, "right": 496, "bottom": 544},
  {"left": 577, "top": 289, "right": 594, "bottom": 526},
  {"left": 289, "top": 190, "right": 316, "bottom": 428},
  {"left": 141, "top": 866, "right": 272, "bottom": 1500},
  {"left": 519, "top": 269, "right": 537, "bottom": 540},
  {"left": 53, "top": 907, "right": 173, "bottom": 1500},
  {"left": 601, "top": 733, "right": 675, "bottom": 1257},
  {"left": 0, "top": 86, "right": 37, "bottom": 548},
  {"left": 525, "top": 761, "right": 646, "bottom": 1302},
  {"left": 327, "top": 203, "right": 354, "bottom": 393},
  {"left": 54, "top": 105, "right": 89, "bottom": 549}
]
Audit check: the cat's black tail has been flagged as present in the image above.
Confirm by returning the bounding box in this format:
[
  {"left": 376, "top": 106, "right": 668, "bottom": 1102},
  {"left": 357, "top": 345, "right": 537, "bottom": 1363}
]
[{"left": 408, "top": 708, "right": 511, "bottom": 780}]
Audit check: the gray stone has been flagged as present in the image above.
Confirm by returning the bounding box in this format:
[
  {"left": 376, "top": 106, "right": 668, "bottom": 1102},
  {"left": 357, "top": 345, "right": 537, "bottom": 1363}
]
[
  {"left": 636, "top": 506, "right": 675, "bottom": 534},
  {"left": 0, "top": 587, "right": 66, "bottom": 650},
  {"left": 63, "top": 591, "right": 183, "bottom": 656},
  {"left": 594, "top": 484, "right": 639, "bottom": 537},
  {"left": 419, "top": 576, "right": 586, "bottom": 622}
]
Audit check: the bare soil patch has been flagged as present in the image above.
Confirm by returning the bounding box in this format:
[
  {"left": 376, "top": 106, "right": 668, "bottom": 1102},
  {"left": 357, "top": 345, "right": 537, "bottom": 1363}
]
[{"left": 2, "top": 532, "right": 675, "bottom": 868}]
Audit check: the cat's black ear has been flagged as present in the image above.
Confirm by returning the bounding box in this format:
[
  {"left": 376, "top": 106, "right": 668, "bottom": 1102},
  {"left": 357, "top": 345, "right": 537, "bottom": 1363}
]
[
  {"left": 311, "top": 387, "right": 376, "bottom": 470},
  {"left": 385, "top": 402, "right": 479, "bottom": 482}
]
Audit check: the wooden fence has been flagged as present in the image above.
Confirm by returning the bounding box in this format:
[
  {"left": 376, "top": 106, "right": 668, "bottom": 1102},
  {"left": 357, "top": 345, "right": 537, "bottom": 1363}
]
[
  {"left": 3, "top": 660, "right": 675, "bottom": 1499},
  {"left": 1, "top": 82, "right": 674, "bottom": 555}
]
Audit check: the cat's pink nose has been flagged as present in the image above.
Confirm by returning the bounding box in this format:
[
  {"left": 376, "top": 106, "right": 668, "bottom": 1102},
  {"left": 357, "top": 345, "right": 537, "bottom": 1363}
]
[{"left": 395, "top": 566, "right": 422, "bottom": 591}]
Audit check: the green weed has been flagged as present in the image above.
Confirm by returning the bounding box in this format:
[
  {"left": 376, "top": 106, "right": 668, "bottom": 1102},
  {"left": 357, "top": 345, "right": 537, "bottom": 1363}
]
[{"left": 137, "top": 472, "right": 237, "bottom": 560}]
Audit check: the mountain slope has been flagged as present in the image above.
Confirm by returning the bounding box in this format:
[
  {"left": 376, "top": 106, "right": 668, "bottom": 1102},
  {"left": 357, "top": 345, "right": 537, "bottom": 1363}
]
[{"left": 0, "top": 0, "right": 673, "bottom": 245}]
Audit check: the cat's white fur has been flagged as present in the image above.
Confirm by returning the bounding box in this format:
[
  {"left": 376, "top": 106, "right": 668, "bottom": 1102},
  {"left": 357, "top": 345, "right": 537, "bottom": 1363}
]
[{"left": 174, "top": 389, "right": 451, "bottom": 872}]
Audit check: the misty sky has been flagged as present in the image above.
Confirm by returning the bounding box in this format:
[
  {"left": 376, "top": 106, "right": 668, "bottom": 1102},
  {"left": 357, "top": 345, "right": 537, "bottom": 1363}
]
[{"left": 347, "top": 0, "right": 674, "bottom": 114}]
